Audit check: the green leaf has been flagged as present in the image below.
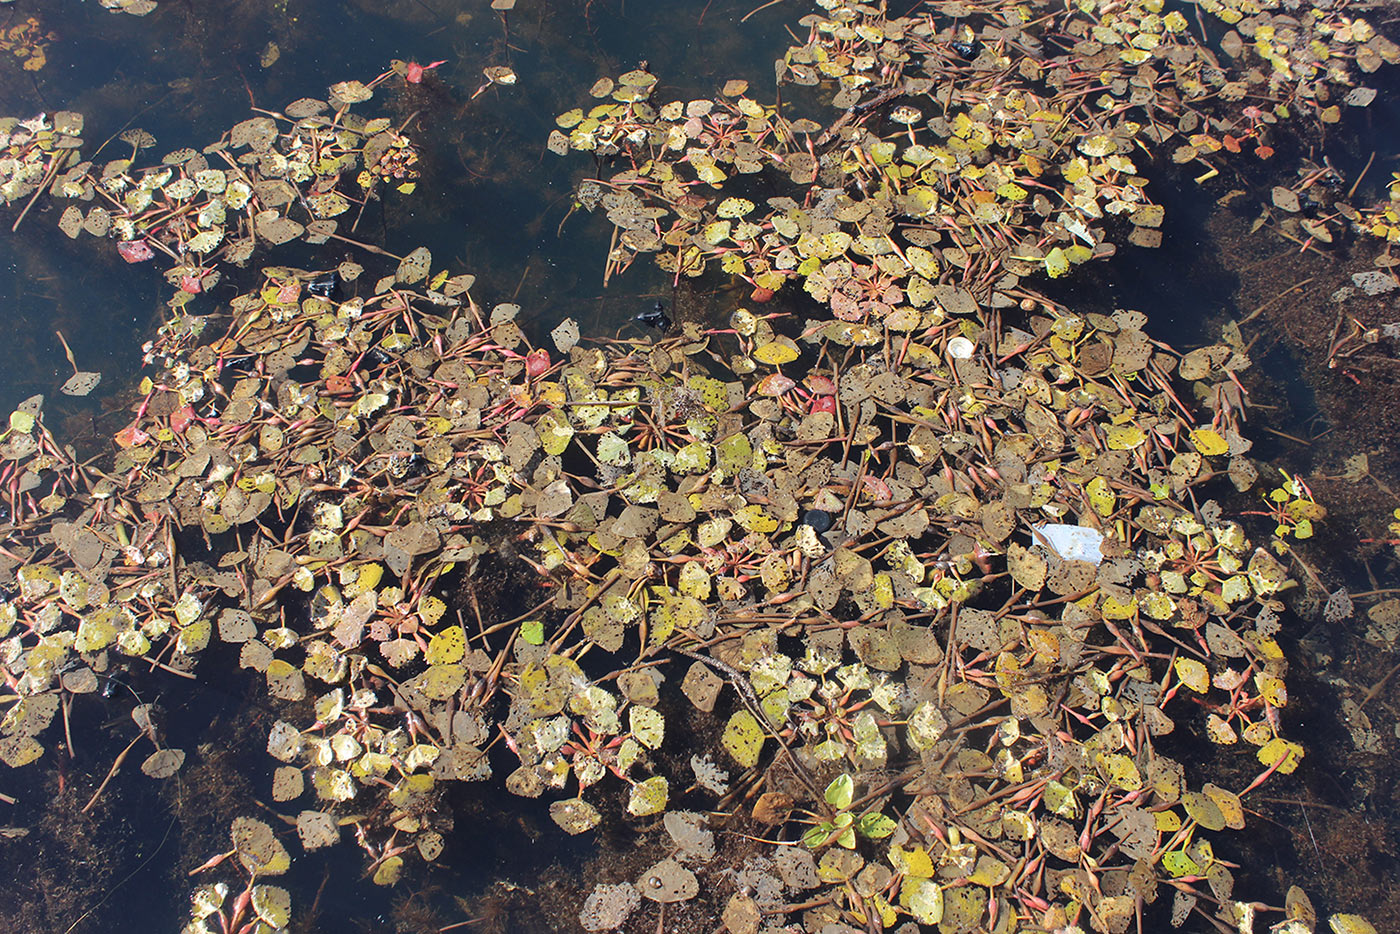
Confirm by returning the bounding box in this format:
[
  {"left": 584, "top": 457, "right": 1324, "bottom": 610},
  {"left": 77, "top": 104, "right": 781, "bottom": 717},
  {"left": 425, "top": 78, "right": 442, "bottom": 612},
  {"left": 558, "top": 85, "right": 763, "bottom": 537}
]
[
  {"left": 824, "top": 773, "right": 854, "bottom": 810},
  {"left": 802, "top": 823, "right": 833, "bottom": 849},
  {"left": 856, "top": 813, "right": 896, "bottom": 839},
  {"left": 1161, "top": 849, "right": 1201, "bottom": 877},
  {"left": 521, "top": 620, "right": 545, "bottom": 645}
]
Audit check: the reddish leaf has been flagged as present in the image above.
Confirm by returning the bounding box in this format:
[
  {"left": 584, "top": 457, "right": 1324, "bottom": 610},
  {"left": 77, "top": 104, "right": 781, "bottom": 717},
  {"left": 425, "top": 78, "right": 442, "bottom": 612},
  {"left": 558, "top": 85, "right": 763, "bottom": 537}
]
[
  {"left": 525, "top": 348, "right": 551, "bottom": 377},
  {"left": 861, "top": 475, "right": 893, "bottom": 502},
  {"left": 749, "top": 286, "right": 775, "bottom": 303},
  {"left": 405, "top": 59, "right": 447, "bottom": 84},
  {"left": 117, "top": 240, "right": 154, "bottom": 263},
  {"left": 809, "top": 394, "right": 837, "bottom": 415},
  {"left": 115, "top": 424, "right": 149, "bottom": 448},
  {"left": 180, "top": 275, "right": 203, "bottom": 294},
  {"left": 170, "top": 405, "right": 196, "bottom": 433},
  {"left": 755, "top": 373, "right": 796, "bottom": 397}
]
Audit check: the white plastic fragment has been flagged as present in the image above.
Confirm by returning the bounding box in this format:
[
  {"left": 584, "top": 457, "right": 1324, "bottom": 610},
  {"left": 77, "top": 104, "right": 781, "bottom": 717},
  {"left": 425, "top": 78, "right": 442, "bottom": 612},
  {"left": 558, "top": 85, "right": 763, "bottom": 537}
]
[{"left": 1035, "top": 523, "right": 1104, "bottom": 565}]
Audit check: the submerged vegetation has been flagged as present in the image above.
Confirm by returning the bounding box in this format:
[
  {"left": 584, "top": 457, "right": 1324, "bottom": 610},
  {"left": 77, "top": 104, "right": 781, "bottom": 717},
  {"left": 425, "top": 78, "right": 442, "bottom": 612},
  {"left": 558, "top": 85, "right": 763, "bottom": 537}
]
[{"left": 2, "top": 0, "right": 1400, "bottom": 932}]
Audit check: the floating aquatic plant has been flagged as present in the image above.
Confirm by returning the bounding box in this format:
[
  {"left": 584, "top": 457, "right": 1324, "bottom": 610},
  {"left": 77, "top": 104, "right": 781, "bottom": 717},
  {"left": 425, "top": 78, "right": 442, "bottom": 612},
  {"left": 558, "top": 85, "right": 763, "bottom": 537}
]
[{"left": 0, "top": 4, "right": 1393, "bottom": 932}]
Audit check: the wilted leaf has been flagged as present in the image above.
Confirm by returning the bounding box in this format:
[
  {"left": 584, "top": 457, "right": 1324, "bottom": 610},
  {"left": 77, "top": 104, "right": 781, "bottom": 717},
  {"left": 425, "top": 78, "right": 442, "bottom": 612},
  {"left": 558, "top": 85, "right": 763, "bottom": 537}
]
[
  {"left": 141, "top": 748, "right": 185, "bottom": 779},
  {"left": 231, "top": 817, "right": 291, "bottom": 876},
  {"left": 551, "top": 798, "right": 602, "bottom": 834}
]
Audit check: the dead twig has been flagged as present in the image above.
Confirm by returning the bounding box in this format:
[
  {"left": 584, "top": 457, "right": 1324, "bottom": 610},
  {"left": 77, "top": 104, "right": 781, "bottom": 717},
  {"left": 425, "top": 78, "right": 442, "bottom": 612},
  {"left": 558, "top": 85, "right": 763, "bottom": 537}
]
[{"left": 81, "top": 732, "right": 145, "bottom": 814}]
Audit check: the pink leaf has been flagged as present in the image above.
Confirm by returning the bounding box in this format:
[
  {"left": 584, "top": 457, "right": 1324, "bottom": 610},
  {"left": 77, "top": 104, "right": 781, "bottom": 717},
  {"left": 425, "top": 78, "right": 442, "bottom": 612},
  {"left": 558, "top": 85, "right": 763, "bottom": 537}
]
[
  {"left": 525, "top": 349, "right": 551, "bottom": 377},
  {"left": 170, "top": 405, "right": 195, "bottom": 434},
  {"left": 117, "top": 240, "right": 155, "bottom": 263},
  {"left": 755, "top": 373, "right": 796, "bottom": 397},
  {"left": 405, "top": 59, "right": 447, "bottom": 84},
  {"left": 115, "top": 425, "right": 149, "bottom": 448}
]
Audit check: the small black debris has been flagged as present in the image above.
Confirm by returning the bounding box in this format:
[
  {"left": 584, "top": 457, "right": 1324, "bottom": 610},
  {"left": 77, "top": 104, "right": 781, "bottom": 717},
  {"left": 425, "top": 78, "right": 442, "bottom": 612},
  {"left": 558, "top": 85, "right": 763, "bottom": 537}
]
[
  {"left": 636, "top": 300, "right": 672, "bottom": 331},
  {"left": 950, "top": 39, "right": 981, "bottom": 59},
  {"left": 800, "top": 509, "right": 834, "bottom": 534}
]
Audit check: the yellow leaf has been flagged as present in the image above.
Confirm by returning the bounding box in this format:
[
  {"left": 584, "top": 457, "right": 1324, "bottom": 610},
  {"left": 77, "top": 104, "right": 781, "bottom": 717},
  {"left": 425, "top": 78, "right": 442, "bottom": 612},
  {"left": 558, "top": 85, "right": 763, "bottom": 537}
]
[
  {"left": 1098, "top": 752, "right": 1142, "bottom": 790},
  {"left": 1140, "top": 591, "right": 1175, "bottom": 620},
  {"left": 677, "top": 562, "right": 711, "bottom": 600},
  {"left": 716, "top": 197, "right": 755, "bottom": 218},
  {"left": 1189, "top": 428, "right": 1229, "bottom": 456},
  {"left": 732, "top": 504, "right": 780, "bottom": 534},
  {"left": 415, "top": 663, "right": 466, "bottom": 700},
  {"left": 1174, "top": 657, "right": 1209, "bottom": 692},
  {"left": 372, "top": 856, "right": 403, "bottom": 885},
  {"left": 1203, "top": 783, "right": 1245, "bottom": 829},
  {"left": 344, "top": 562, "right": 383, "bottom": 598},
  {"left": 753, "top": 339, "right": 800, "bottom": 365},
  {"left": 702, "top": 220, "right": 732, "bottom": 244},
  {"left": 1104, "top": 424, "right": 1146, "bottom": 450},
  {"left": 1044, "top": 247, "right": 1070, "bottom": 278},
  {"left": 425, "top": 625, "right": 466, "bottom": 665},
  {"left": 722, "top": 710, "right": 764, "bottom": 768},
  {"left": 1100, "top": 594, "right": 1137, "bottom": 620},
  {"left": 1329, "top": 916, "right": 1378, "bottom": 934},
  {"left": 419, "top": 596, "right": 447, "bottom": 626},
  {"left": 1257, "top": 737, "right": 1304, "bottom": 774},
  {"left": 1086, "top": 476, "right": 1116, "bottom": 517},
  {"left": 1255, "top": 672, "right": 1287, "bottom": 707},
  {"left": 889, "top": 846, "right": 935, "bottom": 878},
  {"left": 1206, "top": 714, "right": 1237, "bottom": 744}
]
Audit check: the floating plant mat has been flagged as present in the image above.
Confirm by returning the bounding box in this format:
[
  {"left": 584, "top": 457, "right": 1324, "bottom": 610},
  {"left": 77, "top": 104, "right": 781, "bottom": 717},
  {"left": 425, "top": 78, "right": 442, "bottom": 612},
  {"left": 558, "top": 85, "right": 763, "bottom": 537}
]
[
  {"left": 551, "top": 0, "right": 1399, "bottom": 312},
  {"left": 38, "top": 69, "right": 420, "bottom": 307},
  {"left": 0, "top": 1, "right": 1394, "bottom": 932},
  {"left": 0, "top": 250, "right": 1341, "bottom": 932}
]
